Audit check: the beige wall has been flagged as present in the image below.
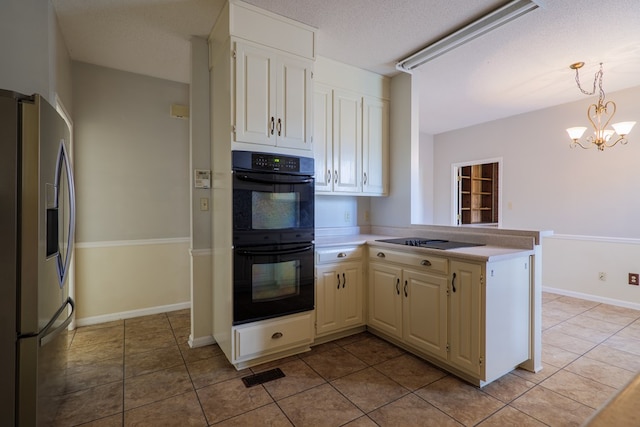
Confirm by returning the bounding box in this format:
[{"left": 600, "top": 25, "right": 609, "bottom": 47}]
[
  {"left": 72, "top": 62, "right": 191, "bottom": 322},
  {"left": 75, "top": 240, "right": 190, "bottom": 322}
]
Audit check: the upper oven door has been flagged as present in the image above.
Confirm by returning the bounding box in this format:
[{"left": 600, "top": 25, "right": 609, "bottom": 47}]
[{"left": 233, "top": 170, "right": 314, "bottom": 245}]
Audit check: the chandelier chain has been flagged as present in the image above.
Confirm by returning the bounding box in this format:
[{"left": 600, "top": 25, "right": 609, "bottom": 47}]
[{"left": 574, "top": 62, "right": 605, "bottom": 102}]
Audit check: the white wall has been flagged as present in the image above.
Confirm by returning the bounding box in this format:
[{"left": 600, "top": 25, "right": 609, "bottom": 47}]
[
  {"left": 72, "top": 62, "right": 191, "bottom": 321},
  {"left": 0, "top": 0, "right": 72, "bottom": 108},
  {"left": 432, "top": 85, "right": 640, "bottom": 306},
  {"left": 72, "top": 62, "right": 190, "bottom": 242},
  {"left": 433, "top": 85, "right": 640, "bottom": 237},
  {"left": 370, "top": 73, "right": 414, "bottom": 227}
]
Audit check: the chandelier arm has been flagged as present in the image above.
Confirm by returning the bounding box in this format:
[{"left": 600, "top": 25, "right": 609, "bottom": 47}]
[
  {"left": 570, "top": 139, "right": 593, "bottom": 149},
  {"left": 604, "top": 135, "right": 629, "bottom": 149},
  {"left": 586, "top": 103, "right": 599, "bottom": 133},
  {"left": 601, "top": 100, "right": 616, "bottom": 132}
]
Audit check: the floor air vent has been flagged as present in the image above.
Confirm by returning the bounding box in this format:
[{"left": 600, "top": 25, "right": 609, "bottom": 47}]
[{"left": 241, "top": 368, "right": 285, "bottom": 387}]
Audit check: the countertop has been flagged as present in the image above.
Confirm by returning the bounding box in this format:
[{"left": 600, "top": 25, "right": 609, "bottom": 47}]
[
  {"left": 315, "top": 234, "right": 534, "bottom": 263},
  {"left": 584, "top": 372, "right": 640, "bottom": 426}
]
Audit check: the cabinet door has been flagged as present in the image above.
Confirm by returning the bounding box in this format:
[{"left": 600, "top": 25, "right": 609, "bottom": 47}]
[
  {"left": 362, "top": 96, "right": 389, "bottom": 195},
  {"left": 449, "top": 261, "right": 483, "bottom": 378},
  {"left": 333, "top": 89, "right": 361, "bottom": 193},
  {"left": 313, "top": 83, "right": 333, "bottom": 192},
  {"left": 402, "top": 269, "right": 448, "bottom": 360},
  {"left": 276, "top": 56, "right": 313, "bottom": 150},
  {"left": 315, "top": 264, "right": 341, "bottom": 336},
  {"left": 234, "top": 42, "right": 276, "bottom": 146},
  {"left": 341, "top": 262, "right": 363, "bottom": 329},
  {"left": 368, "top": 262, "right": 402, "bottom": 339}
]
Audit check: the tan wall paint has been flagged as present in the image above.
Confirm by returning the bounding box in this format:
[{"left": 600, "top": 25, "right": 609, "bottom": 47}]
[{"left": 74, "top": 241, "right": 190, "bottom": 320}]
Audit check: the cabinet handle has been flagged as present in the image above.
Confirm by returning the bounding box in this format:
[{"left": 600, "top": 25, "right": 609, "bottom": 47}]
[
  {"left": 272, "top": 332, "right": 283, "bottom": 339},
  {"left": 421, "top": 260, "right": 432, "bottom": 266},
  {"left": 334, "top": 170, "right": 338, "bottom": 184},
  {"left": 277, "top": 118, "right": 282, "bottom": 136},
  {"left": 395, "top": 278, "right": 400, "bottom": 295},
  {"left": 337, "top": 273, "right": 341, "bottom": 289},
  {"left": 337, "top": 252, "right": 347, "bottom": 258},
  {"left": 376, "top": 252, "right": 386, "bottom": 258},
  {"left": 452, "top": 272, "right": 457, "bottom": 293},
  {"left": 342, "top": 273, "right": 346, "bottom": 288},
  {"left": 270, "top": 117, "right": 275, "bottom": 135},
  {"left": 363, "top": 172, "right": 368, "bottom": 185},
  {"left": 404, "top": 280, "right": 408, "bottom": 297},
  {"left": 327, "top": 170, "right": 332, "bottom": 183}
]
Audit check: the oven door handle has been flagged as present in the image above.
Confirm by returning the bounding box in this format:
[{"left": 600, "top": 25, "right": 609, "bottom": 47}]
[
  {"left": 237, "top": 245, "right": 314, "bottom": 256},
  {"left": 234, "top": 172, "right": 314, "bottom": 185}
]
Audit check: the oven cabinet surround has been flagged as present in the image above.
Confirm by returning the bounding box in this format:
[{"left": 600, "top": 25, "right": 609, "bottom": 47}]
[
  {"left": 208, "top": 0, "right": 317, "bottom": 369},
  {"left": 234, "top": 40, "right": 313, "bottom": 151},
  {"left": 232, "top": 311, "right": 314, "bottom": 367},
  {"left": 315, "top": 246, "right": 365, "bottom": 339},
  {"left": 313, "top": 57, "right": 390, "bottom": 196},
  {"left": 367, "top": 245, "right": 531, "bottom": 386}
]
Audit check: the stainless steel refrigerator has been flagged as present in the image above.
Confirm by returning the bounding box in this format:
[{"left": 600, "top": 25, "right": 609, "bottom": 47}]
[{"left": 1, "top": 90, "right": 76, "bottom": 425}]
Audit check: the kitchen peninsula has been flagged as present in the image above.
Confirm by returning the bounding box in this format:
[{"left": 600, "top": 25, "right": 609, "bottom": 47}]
[{"left": 315, "top": 225, "right": 548, "bottom": 387}]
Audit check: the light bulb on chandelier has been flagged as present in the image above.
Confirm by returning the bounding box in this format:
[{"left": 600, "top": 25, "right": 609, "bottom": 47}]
[{"left": 565, "top": 62, "right": 635, "bottom": 151}]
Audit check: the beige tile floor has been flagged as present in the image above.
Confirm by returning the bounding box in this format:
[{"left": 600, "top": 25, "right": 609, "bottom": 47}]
[{"left": 54, "top": 292, "right": 640, "bottom": 426}]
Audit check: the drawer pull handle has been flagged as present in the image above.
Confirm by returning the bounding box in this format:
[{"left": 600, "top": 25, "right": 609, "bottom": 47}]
[
  {"left": 337, "top": 252, "right": 347, "bottom": 258},
  {"left": 272, "top": 332, "right": 283, "bottom": 339},
  {"left": 377, "top": 252, "right": 386, "bottom": 258},
  {"left": 421, "top": 260, "right": 432, "bottom": 266}
]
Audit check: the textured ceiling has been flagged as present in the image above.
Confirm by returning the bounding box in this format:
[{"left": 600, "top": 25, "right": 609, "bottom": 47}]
[{"left": 53, "top": 0, "right": 640, "bottom": 134}]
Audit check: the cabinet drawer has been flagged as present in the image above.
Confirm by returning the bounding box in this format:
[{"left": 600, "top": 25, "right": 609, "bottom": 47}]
[
  {"left": 234, "top": 312, "right": 313, "bottom": 360},
  {"left": 316, "top": 246, "right": 363, "bottom": 264},
  {"left": 369, "top": 247, "right": 448, "bottom": 274}
]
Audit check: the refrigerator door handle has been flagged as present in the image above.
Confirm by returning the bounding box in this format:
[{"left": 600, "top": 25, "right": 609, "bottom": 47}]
[
  {"left": 54, "top": 140, "right": 76, "bottom": 288},
  {"left": 39, "top": 297, "right": 74, "bottom": 347}
]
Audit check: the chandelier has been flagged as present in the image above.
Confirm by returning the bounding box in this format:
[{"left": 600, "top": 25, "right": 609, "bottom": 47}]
[{"left": 565, "top": 62, "right": 635, "bottom": 151}]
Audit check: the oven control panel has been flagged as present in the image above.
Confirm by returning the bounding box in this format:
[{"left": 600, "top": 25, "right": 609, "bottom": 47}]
[
  {"left": 252, "top": 153, "right": 299, "bottom": 172},
  {"left": 232, "top": 150, "right": 314, "bottom": 175}
]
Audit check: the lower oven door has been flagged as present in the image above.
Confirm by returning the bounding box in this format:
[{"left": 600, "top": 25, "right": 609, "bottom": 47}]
[{"left": 233, "top": 243, "right": 315, "bottom": 325}]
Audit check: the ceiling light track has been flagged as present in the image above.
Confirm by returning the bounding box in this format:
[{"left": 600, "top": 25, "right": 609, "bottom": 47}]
[{"left": 396, "top": 0, "right": 540, "bottom": 73}]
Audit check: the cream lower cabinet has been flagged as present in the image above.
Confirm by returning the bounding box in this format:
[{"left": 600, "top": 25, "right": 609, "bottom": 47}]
[
  {"left": 368, "top": 248, "right": 449, "bottom": 359},
  {"left": 368, "top": 247, "right": 531, "bottom": 386},
  {"left": 315, "top": 247, "right": 364, "bottom": 337}
]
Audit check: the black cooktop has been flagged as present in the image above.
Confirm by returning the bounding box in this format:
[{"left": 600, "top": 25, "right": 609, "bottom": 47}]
[{"left": 376, "top": 237, "right": 485, "bottom": 250}]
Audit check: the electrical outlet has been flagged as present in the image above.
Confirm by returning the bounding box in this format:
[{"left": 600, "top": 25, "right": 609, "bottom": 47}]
[
  {"left": 364, "top": 210, "right": 370, "bottom": 222},
  {"left": 199, "top": 198, "right": 209, "bottom": 211},
  {"left": 344, "top": 211, "right": 351, "bottom": 223},
  {"left": 629, "top": 273, "right": 639, "bottom": 286},
  {"left": 598, "top": 272, "right": 607, "bottom": 281}
]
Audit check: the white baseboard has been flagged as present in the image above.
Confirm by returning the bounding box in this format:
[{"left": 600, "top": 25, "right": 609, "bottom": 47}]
[
  {"left": 543, "top": 286, "right": 640, "bottom": 311},
  {"left": 188, "top": 334, "right": 216, "bottom": 348},
  {"left": 75, "top": 301, "right": 191, "bottom": 327}
]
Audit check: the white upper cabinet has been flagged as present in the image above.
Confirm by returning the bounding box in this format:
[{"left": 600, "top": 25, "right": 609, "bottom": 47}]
[
  {"left": 313, "top": 83, "right": 333, "bottom": 192},
  {"left": 234, "top": 41, "right": 313, "bottom": 151},
  {"left": 362, "top": 95, "right": 389, "bottom": 195},
  {"left": 313, "top": 57, "right": 389, "bottom": 196},
  {"left": 333, "top": 88, "right": 362, "bottom": 193}
]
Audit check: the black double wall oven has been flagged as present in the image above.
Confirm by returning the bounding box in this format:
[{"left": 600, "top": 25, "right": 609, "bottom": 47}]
[{"left": 232, "top": 151, "right": 315, "bottom": 325}]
